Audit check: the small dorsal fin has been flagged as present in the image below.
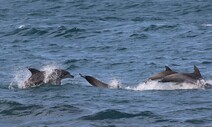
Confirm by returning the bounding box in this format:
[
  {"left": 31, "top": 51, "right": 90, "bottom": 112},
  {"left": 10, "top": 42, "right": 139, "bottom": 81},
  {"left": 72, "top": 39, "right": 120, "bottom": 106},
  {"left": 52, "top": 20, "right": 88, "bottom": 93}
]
[
  {"left": 28, "top": 68, "right": 41, "bottom": 74},
  {"left": 165, "top": 66, "right": 172, "bottom": 71},
  {"left": 193, "top": 65, "right": 202, "bottom": 78}
]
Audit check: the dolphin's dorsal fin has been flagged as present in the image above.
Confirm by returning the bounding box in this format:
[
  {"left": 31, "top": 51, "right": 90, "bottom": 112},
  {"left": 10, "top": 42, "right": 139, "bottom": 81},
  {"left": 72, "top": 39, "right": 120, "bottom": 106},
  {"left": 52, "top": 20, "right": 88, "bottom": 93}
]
[
  {"left": 193, "top": 65, "right": 202, "bottom": 78},
  {"left": 165, "top": 66, "right": 172, "bottom": 71},
  {"left": 28, "top": 68, "right": 41, "bottom": 74}
]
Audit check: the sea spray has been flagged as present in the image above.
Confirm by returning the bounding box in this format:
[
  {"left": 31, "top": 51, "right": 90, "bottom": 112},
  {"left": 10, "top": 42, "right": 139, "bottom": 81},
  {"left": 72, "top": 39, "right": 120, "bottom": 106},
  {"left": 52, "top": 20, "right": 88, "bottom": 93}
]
[
  {"left": 9, "top": 64, "right": 63, "bottom": 89},
  {"left": 41, "top": 64, "right": 60, "bottom": 84},
  {"left": 108, "top": 79, "right": 122, "bottom": 89},
  {"left": 9, "top": 68, "right": 31, "bottom": 89},
  {"left": 125, "top": 80, "right": 206, "bottom": 91}
]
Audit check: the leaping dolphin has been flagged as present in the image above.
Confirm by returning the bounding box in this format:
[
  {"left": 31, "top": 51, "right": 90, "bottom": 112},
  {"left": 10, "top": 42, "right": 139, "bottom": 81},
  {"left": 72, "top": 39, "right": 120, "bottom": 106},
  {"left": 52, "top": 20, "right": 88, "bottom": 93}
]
[
  {"left": 160, "top": 65, "right": 202, "bottom": 84},
  {"left": 79, "top": 73, "right": 109, "bottom": 88},
  {"left": 148, "top": 66, "right": 177, "bottom": 80},
  {"left": 24, "top": 68, "right": 74, "bottom": 88}
]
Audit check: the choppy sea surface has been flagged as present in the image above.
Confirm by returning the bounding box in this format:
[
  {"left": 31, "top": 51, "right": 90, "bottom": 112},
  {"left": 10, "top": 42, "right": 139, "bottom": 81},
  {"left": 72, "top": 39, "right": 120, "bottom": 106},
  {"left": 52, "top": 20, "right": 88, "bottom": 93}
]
[{"left": 0, "top": 0, "right": 212, "bottom": 127}]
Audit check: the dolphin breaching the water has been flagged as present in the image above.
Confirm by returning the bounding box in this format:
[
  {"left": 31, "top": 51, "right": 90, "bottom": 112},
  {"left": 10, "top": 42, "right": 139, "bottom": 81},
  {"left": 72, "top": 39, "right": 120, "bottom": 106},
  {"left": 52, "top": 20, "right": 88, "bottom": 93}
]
[
  {"left": 24, "top": 68, "right": 74, "bottom": 88},
  {"left": 148, "top": 66, "right": 177, "bottom": 80},
  {"left": 79, "top": 73, "right": 110, "bottom": 88},
  {"left": 148, "top": 65, "right": 212, "bottom": 88},
  {"left": 160, "top": 65, "right": 202, "bottom": 84}
]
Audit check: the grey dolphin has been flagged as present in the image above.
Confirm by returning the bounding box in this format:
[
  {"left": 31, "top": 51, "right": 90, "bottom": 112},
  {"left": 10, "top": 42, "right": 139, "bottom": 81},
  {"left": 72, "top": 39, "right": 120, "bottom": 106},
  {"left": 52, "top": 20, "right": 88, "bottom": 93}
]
[
  {"left": 148, "top": 66, "right": 177, "bottom": 80},
  {"left": 79, "top": 74, "right": 109, "bottom": 88},
  {"left": 160, "top": 65, "right": 202, "bottom": 84},
  {"left": 24, "top": 68, "right": 74, "bottom": 88}
]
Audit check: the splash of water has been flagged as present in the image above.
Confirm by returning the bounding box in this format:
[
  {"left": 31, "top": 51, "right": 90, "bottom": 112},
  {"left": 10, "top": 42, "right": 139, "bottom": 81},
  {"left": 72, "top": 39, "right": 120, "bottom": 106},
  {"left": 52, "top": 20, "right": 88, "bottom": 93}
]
[
  {"left": 9, "top": 64, "right": 62, "bottom": 89},
  {"left": 41, "top": 64, "right": 61, "bottom": 84},
  {"left": 9, "top": 69, "right": 31, "bottom": 89},
  {"left": 124, "top": 80, "right": 206, "bottom": 91},
  {"left": 108, "top": 79, "right": 121, "bottom": 89}
]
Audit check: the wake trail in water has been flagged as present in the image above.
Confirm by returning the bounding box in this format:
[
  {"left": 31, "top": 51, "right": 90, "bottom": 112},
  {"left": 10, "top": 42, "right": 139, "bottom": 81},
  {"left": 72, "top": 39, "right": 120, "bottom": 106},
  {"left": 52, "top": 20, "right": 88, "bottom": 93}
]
[
  {"left": 124, "top": 80, "right": 211, "bottom": 91},
  {"left": 105, "top": 79, "right": 212, "bottom": 91},
  {"left": 107, "top": 78, "right": 211, "bottom": 91}
]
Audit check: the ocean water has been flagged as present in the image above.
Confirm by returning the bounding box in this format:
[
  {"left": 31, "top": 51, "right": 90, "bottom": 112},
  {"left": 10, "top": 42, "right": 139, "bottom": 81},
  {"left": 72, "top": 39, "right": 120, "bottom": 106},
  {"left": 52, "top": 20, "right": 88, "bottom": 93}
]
[{"left": 0, "top": 0, "right": 212, "bottom": 126}]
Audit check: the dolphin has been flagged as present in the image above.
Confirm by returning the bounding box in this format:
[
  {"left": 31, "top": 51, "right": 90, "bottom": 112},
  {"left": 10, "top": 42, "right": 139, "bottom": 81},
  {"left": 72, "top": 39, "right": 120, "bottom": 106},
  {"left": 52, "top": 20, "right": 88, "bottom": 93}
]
[
  {"left": 148, "top": 66, "right": 177, "bottom": 80},
  {"left": 24, "top": 68, "right": 74, "bottom": 88},
  {"left": 160, "top": 65, "right": 202, "bottom": 84},
  {"left": 79, "top": 73, "right": 109, "bottom": 88}
]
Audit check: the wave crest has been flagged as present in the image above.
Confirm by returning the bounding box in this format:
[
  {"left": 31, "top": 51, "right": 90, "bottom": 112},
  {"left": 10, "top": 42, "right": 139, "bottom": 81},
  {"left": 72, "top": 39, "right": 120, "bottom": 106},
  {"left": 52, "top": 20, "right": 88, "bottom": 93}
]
[{"left": 81, "top": 109, "right": 155, "bottom": 120}]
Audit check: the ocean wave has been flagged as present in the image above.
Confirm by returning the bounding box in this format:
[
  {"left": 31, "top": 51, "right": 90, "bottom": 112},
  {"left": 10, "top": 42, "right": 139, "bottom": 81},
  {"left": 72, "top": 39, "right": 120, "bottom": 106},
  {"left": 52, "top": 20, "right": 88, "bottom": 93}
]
[
  {"left": 130, "top": 33, "right": 148, "bottom": 39},
  {"left": 52, "top": 26, "right": 85, "bottom": 38},
  {"left": 35, "top": 104, "right": 82, "bottom": 116},
  {"left": 51, "top": 104, "right": 80, "bottom": 113},
  {"left": 141, "top": 24, "right": 179, "bottom": 32},
  {"left": 3, "top": 25, "right": 85, "bottom": 38},
  {"left": 4, "top": 25, "right": 50, "bottom": 37},
  {"left": 185, "top": 118, "right": 211, "bottom": 125},
  {"left": 64, "top": 59, "right": 89, "bottom": 70},
  {"left": 179, "top": 31, "right": 198, "bottom": 38},
  {"left": 202, "top": 61, "right": 212, "bottom": 65},
  {"left": 81, "top": 109, "right": 155, "bottom": 120},
  {"left": 0, "top": 100, "right": 42, "bottom": 117}
]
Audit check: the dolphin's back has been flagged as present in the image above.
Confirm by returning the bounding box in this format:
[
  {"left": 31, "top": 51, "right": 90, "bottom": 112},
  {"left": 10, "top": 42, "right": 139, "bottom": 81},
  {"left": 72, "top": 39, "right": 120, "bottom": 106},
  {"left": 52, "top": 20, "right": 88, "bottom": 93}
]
[
  {"left": 160, "top": 73, "right": 196, "bottom": 84},
  {"left": 149, "top": 66, "right": 176, "bottom": 80},
  {"left": 25, "top": 69, "right": 45, "bottom": 87}
]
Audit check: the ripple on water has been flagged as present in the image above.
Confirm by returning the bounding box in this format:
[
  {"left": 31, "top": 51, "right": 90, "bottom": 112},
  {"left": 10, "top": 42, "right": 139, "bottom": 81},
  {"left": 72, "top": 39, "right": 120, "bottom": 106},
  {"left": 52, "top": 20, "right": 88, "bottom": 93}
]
[
  {"left": 0, "top": 100, "right": 42, "bottom": 117},
  {"left": 52, "top": 26, "right": 86, "bottom": 38},
  {"left": 80, "top": 109, "right": 156, "bottom": 120},
  {"left": 2, "top": 25, "right": 86, "bottom": 39}
]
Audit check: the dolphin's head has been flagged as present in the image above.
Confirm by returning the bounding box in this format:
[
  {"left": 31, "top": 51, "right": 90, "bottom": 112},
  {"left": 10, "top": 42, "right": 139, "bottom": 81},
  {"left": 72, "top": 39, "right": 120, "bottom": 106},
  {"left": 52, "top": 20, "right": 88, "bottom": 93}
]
[{"left": 55, "top": 69, "right": 74, "bottom": 79}]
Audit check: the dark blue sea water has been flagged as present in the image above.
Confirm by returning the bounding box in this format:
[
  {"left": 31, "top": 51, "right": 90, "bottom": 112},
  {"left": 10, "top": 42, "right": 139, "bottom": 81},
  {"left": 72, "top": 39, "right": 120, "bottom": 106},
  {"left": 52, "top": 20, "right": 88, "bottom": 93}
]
[{"left": 0, "top": 0, "right": 212, "bottom": 126}]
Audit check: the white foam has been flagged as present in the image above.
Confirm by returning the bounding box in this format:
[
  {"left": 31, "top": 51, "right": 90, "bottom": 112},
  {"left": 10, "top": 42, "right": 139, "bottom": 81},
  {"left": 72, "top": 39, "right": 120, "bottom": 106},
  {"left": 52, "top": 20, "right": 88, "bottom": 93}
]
[
  {"left": 108, "top": 79, "right": 121, "bottom": 89},
  {"left": 124, "top": 80, "right": 205, "bottom": 91},
  {"left": 9, "top": 64, "right": 63, "bottom": 89},
  {"left": 18, "top": 24, "right": 31, "bottom": 29},
  {"left": 206, "top": 80, "right": 212, "bottom": 84},
  {"left": 9, "top": 69, "right": 31, "bottom": 89},
  {"left": 41, "top": 64, "right": 60, "bottom": 84},
  {"left": 18, "top": 25, "right": 26, "bottom": 29}
]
